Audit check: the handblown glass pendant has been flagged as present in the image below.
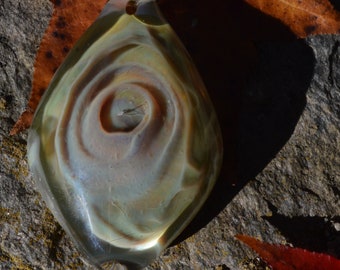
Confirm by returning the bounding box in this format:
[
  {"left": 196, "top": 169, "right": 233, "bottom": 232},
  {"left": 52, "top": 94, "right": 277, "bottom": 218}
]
[{"left": 28, "top": 0, "right": 222, "bottom": 268}]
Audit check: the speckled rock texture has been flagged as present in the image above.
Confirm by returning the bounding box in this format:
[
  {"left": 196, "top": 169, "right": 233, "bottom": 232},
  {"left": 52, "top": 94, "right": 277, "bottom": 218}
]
[{"left": 0, "top": 1, "right": 339, "bottom": 269}]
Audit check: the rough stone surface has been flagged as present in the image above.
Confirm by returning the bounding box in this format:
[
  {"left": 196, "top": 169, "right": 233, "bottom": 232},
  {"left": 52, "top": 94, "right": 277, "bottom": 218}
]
[{"left": 1, "top": 1, "right": 339, "bottom": 270}]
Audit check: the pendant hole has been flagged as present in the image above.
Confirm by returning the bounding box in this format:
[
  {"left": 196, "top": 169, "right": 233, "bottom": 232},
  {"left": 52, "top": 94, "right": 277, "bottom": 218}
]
[{"left": 126, "top": 1, "right": 138, "bottom": 15}]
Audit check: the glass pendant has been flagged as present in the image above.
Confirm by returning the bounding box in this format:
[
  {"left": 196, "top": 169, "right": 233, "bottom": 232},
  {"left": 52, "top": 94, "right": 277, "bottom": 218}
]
[{"left": 28, "top": 0, "right": 223, "bottom": 268}]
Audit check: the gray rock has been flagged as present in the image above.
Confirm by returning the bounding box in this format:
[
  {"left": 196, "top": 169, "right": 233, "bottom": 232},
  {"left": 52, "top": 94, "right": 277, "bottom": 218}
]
[{"left": 0, "top": 0, "right": 339, "bottom": 269}]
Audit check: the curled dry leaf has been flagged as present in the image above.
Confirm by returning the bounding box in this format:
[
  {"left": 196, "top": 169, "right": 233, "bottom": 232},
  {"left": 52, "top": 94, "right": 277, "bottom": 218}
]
[
  {"left": 236, "top": 234, "right": 340, "bottom": 270},
  {"left": 245, "top": 0, "right": 340, "bottom": 38},
  {"left": 10, "top": 0, "right": 107, "bottom": 135}
]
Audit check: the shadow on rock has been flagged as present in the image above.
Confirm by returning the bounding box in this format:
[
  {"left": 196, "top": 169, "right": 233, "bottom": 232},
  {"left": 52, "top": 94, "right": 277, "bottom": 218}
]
[
  {"left": 238, "top": 39, "right": 315, "bottom": 184},
  {"left": 167, "top": 0, "right": 315, "bottom": 244},
  {"left": 263, "top": 202, "right": 340, "bottom": 258}
]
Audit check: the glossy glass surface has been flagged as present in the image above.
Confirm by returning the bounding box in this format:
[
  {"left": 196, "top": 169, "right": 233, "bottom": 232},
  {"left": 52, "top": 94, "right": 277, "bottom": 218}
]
[{"left": 28, "top": 0, "right": 223, "bottom": 268}]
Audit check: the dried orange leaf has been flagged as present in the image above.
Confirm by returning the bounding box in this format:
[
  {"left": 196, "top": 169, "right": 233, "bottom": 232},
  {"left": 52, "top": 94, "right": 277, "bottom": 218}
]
[
  {"left": 10, "top": 0, "right": 107, "bottom": 135},
  {"left": 236, "top": 234, "right": 340, "bottom": 270},
  {"left": 244, "top": 0, "right": 340, "bottom": 38}
]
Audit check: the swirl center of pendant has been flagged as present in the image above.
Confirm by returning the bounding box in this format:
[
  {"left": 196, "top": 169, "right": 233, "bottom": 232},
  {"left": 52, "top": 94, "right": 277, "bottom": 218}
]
[{"left": 100, "top": 90, "right": 145, "bottom": 132}]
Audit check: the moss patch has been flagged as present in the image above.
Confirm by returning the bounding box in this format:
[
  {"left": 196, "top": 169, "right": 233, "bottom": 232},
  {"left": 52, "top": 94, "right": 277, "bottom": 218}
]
[
  {"left": 0, "top": 249, "right": 32, "bottom": 270},
  {"left": 0, "top": 98, "right": 6, "bottom": 111},
  {"left": 0, "top": 137, "right": 29, "bottom": 182},
  {"left": 0, "top": 207, "right": 20, "bottom": 231}
]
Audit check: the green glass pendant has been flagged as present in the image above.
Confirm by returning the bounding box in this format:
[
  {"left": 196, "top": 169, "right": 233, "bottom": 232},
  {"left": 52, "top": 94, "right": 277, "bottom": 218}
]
[{"left": 28, "top": 0, "right": 223, "bottom": 268}]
